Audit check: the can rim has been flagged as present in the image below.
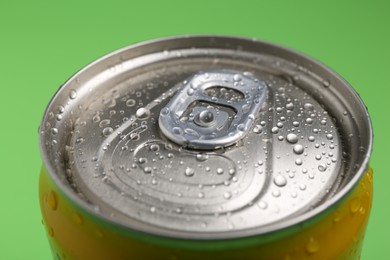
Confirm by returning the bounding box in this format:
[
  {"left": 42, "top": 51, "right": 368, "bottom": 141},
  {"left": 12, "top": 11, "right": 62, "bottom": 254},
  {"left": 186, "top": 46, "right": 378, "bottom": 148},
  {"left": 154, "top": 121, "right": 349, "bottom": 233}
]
[{"left": 39, "top": 34, "right": 373, "bottom": 242}]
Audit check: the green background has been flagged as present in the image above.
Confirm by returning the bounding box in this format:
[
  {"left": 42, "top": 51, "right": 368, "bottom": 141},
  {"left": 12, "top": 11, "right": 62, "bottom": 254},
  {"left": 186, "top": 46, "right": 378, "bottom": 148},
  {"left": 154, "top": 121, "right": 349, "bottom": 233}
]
[{"left": 0, "top": 1, "right": 388, "bottom": 259}]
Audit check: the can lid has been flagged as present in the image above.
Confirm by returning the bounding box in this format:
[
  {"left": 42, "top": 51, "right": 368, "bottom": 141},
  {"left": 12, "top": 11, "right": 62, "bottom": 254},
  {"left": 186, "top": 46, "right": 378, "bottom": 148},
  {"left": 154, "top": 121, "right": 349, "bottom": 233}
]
[{"left": 39, "top": 35, "right": 372, "bottom": 239}]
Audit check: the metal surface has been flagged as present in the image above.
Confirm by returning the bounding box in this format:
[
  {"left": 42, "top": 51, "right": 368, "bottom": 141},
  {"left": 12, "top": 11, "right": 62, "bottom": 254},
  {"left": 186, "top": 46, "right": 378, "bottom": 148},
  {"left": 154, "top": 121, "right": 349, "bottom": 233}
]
[
  {"left": 158, "top": 70, "right": 267, "bottom": 149},
  {"left": 39, "top": 35, "right": 373, "bottom": 239}
]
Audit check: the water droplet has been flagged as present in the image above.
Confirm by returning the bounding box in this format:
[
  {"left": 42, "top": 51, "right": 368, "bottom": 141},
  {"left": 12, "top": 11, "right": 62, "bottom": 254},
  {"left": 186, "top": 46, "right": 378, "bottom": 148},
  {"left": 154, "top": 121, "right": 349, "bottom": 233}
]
[
  {"left": 258, "top": 201, "right": 268, "bottom": 209},
  {"left": 57, "top": 106, "right": 65, "bottom": 114},
  {"left": 292, "top": 121, "right": 300, "bottom": 127},
  {"left": 102, "top": 127, "right": 113, "bottom": 137},
  {"left": 185, "top": 167, "right": 195, "bottom": 177},
  {"left": 99, "top": 119, "right": 110, "bottom": 128},
  {"left": 47, "top": 191, "right": 57, "bottom": 210},
  {"left": 295, "top": 158, "right": 303, "bottom": 166},
  {"left": 223, "top": 191, "right": 232, "bottom": 199},
  {"left": 299, "top": 184, "right": 307, "bottom": 190},
  {"left": 196, "top": 153, "right": 209, "bottom": 161},
  {"left": 136, "top": 107, "right": 151, "bottom": 120},
  {"left": 306, "top": 118, "right": 313, "bottom": 124},
  {"left": 308, "top": 136, "right": 315, "bottom": 142},
  {"left": 172, "top": 207, "right": 182, "bottom": 215},
  {"left": 286, "top": 103, "right": 294, "bottom": 110},
  {"left": 51, "top": 128, "right": 58, "bottom": 135},
  {"left": 138, "top": 157, "right": 147, "bottom": 164},
  {"left": 271, "top": 127, "right": 279, "bottom": 134},
  {"left": 286, "top": 133, "right": 298, "bottom": 144},
  {"left": 274, "top": 175, "right": 287, "bottom": 187},
  {"left": 272, "top": 189, "right": 281, "bottom": 197},
  {"left": 47, "top": 226, "right": 54, "bottom": 237},
  {"left": 73, "top": 213, "right": 83, "bottom": 224},
  {"left": 75, "top": 137, "right": 84, "bottom": 144},
  {"left": 318, "top": 163, "right": 327, "bottom": 172},
  {"left": 69, "top": 89, "right": 77, "bottom": 99},
  {"left": 237, "top": 123, "right": 246, "bottom": 132},
  {"left": 150, "top": 144, "right": 160, "bottom": 152},
  {"left": 306, "top": 237, "right": 320, "bottom": 254},
  {"left": 332, "top": 211, "right": 342, "bottom": 222},
  {"left": 130, "top": 133, "right": 140, "bottom": 140},
  {"left": 93, "top": 114, "right": 101, "bottom": 123},
  {"left": 293, "top": 144, "right": 304, "bottom": 154},
  {"left": 216, "top": 168, "right": 224, "bottom": 175},
  {"left": 198, "top": 192, "right": 205, "bottom": 198},
  {"left": 304, "top": 103, "right": 314, "bottom": 111},
  {"left": 150, "top": 206, "right": 156, "bottom": 213},
  {"left": 144, "top": 167, "right": 152, "bottom": 174},
  {"left": 126, "top": 99, "right": 136, "bottom": 107},
  {"left": 326, "top": 134, "right": 333, "bottom": 140},
  {"left": 349, "top": 197, "right": 361, "bottom": 214},
  {"left": 315, "top": 155, "right": 322, "bottom": 160},
  {"left": 173, "top": 127, "right": 183, "bottom": 135},
  {"left": 187, "top": 88, "right": 195, "bottom": 96},
  {"left": 233, "top": 74, "right": 242, "bottom": 81},
  {"left": 253, "top": 125, "right": 263, "bottom": 134},
  {"left": 160, "top": 107, "right": 170, "bottom": 116},
  {"left": 323, "top": 80, "right": 330, "bottom": 88}
]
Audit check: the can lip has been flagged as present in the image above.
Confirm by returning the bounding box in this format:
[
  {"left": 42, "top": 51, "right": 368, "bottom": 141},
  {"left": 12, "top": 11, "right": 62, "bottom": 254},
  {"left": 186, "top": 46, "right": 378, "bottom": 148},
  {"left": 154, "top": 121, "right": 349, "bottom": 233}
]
[{"left": 39, "top": 34, "right": 373, "bottom": 240}]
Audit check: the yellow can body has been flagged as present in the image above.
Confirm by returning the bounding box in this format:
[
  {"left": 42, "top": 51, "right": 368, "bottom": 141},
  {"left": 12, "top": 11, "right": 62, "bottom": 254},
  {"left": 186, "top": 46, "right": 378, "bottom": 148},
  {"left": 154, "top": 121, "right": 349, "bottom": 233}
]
[{"left": 40, "top": 167, "right": 373, "bottom": 260}]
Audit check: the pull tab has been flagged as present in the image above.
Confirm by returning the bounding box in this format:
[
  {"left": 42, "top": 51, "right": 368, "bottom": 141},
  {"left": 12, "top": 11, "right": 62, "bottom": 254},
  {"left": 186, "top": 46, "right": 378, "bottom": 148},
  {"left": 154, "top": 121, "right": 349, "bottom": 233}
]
[{"left": 159, "top": 70, "right": 267, "bottom": 149}]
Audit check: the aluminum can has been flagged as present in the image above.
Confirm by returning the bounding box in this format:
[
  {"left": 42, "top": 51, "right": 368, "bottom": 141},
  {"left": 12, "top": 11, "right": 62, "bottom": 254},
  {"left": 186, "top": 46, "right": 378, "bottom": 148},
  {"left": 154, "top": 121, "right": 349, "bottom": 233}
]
[{"left": 39, "top": 35, "right": 373, "bottom": 260}]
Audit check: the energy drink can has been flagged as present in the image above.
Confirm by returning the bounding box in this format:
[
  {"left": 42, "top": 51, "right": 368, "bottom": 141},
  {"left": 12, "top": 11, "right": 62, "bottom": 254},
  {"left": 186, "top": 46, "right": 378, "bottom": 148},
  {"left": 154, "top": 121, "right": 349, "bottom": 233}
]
[{"left": 39, "top": 35, "right": 373, "bottom": 259}]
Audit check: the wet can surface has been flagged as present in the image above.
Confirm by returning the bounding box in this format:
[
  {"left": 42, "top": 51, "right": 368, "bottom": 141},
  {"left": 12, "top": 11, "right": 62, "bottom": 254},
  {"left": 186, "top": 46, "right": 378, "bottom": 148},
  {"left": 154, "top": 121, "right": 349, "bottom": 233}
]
[{"left": 39, "top": 36, "right": 373, "bottom": 259}]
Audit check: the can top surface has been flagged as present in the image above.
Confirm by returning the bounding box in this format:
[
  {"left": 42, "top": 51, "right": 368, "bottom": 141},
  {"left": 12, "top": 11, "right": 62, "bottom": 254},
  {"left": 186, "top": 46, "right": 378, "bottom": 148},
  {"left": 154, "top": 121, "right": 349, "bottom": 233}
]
[{"left": 39, "top": 35, "right": 372, "bottom": 239}]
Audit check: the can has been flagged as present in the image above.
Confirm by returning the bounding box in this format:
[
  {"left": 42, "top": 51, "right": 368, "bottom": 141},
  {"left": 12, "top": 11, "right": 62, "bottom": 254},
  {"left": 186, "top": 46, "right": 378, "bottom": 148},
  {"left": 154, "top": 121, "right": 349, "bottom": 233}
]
[{"left": 39, "top": 35, "right": 373, "bottom": 260}]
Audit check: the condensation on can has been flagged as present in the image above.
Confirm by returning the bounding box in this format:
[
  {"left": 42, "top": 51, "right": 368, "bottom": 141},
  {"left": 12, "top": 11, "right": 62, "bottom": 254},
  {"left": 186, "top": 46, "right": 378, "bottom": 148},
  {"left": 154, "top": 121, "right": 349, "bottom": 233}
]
[{"left": 39, "top": 35, "right": 373, "bottom": 259}]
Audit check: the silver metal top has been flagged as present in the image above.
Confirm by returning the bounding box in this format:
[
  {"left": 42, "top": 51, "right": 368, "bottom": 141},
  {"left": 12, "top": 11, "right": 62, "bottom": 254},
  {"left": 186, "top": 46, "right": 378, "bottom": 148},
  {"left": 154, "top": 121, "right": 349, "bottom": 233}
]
[{"left": 39, "top": 35, "right": 373, "bottom": 239}]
